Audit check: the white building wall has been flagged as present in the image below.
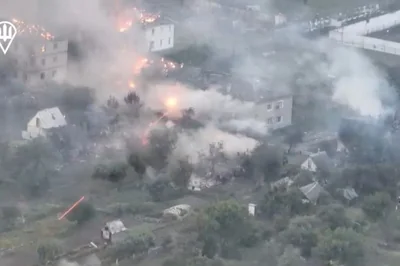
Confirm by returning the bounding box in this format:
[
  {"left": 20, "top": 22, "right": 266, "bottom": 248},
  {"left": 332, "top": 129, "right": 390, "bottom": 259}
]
[
  {"left": 329, "top": 31, "right": 400, "bottom": 55},
  {"left": 339, "top": 10, "right": 400, "bottom": 35},
  {"left": 254, "top": 96, "right": 293, "bottom": 130},
  {"left": 11, "top": 39, "right": 68, "bottom": 85},
  {"left": 329, "top": 10, "right": 400, "bottom": 56},
  {"left": 145, "top": 24, "right": 174, "bottom": 52}
]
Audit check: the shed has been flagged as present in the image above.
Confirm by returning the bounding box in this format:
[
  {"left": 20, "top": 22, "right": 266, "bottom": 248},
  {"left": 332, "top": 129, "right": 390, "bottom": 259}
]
[
  {"left": 300, "top": 151, "right": 333, "bottom": 173},
  {"left": 163, "top": 204, "right": 191, "bottom": 220},
  {"left": 300, "top": 182, "right": 325, "bottom": 203}
]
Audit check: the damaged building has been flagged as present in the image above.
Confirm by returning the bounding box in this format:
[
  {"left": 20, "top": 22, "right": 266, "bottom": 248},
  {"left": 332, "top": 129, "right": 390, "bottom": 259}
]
[{"left": 5, "top": 23, "right": 68, "bottom": 86}]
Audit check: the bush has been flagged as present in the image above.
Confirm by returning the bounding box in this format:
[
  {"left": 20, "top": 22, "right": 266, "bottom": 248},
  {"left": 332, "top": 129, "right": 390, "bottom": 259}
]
[
  {"left": 65, "top": 202, "right": 96, "bottom": 225},
  {"left": 362, "top": 192, "right": 391, "bottom": 221},
  {"left": 37, "top": 239, "right": 63, "bottom": 265},
  {"left": 1, "top": 205, "right": 21, "bottom": 228},
  {"left": 314, "top": 228, "right": 364, "bottom": 266},
  {"left": 107, "top": 229, "right": 155, "bottom": 260},
  {"left": 316, "top": 204, "right": 350, "bottom": 230},
  {"left": 92, "top": 162, "right": 128, "bottom": 184},
  {"left": 148, "top": 180, "right": 182, "bottom": 202},
  {"left": 280, "top": 216, "right": 321, "bottom": 257}
]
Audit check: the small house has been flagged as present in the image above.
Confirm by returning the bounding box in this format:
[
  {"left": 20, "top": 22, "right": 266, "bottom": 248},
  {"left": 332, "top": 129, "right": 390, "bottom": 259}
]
[
  {"left": 337, "top": 187, "right": 358, "bottom": 202},
  {"left": 299, "top": 182, "right": 325, "bottom": 203},
  {"left": 300, "top": 151, "right": 333, "bottom": 173},
  {"left": 22, "top": 107, "right": 67, "bottom": 140}
]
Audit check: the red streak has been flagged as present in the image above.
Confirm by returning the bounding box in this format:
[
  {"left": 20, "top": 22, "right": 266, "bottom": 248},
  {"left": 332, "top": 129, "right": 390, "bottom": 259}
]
[{"left": 58, "top": 196, "right": 85, "bottom": 220}]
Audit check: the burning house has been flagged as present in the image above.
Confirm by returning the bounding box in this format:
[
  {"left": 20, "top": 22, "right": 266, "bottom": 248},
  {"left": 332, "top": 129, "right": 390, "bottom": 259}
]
[{"left": 7, "top": 19, "right": 68, "bottom": 86}]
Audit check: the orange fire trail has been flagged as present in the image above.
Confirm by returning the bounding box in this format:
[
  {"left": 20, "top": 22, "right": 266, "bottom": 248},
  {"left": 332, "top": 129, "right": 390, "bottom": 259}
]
[
  {"left": 141, "top": 113, "right": 168, "bottom": 145},
  {"left": 58, "top": 196, "right": 85, "bottom": 220}
]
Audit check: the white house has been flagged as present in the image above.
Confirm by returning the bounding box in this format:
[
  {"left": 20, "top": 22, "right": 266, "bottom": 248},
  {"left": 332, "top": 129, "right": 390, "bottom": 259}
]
[
  {"left": 300, "top": 151, "right": 333, "bottom": 173},
  {"left": 22, "top": 107, "right": 67, "bottom": 140},
  {"left": 144, "top": 19, "right": 174, "bottom": 52}
]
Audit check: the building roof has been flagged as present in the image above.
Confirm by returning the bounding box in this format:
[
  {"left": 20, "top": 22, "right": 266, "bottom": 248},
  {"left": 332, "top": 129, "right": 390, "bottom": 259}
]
[
  {"left": 163, "top": 204, "right": 191, "bottom": 218},
  {"left": 339, "top": 187, "right": 358, "bottom": 201},
  {"left": 287, "top": 153, "right": 309, "bottom": 166},
  {"left": 271, "top": 176, "right": 293, "bottom": 188},
  {"left": 106, "top": 219, "right": 127, "bottom": 235},
  {"left": 300, "top": 182, "right": 325, "bottom": 202},
  {"left": 309, "top": 151, "right": 333, "bottom": 172},
  {"left": 29, "top": 107, "right": 67, "bottom": 129}
]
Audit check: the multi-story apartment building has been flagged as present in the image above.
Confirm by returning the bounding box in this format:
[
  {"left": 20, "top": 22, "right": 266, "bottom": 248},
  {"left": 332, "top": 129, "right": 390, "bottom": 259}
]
[
  {"left": 9, "top": 36, "right": 68, "bottom": 86},
  {"left": 226, "top": 77, "right": 293, "bottom": 131},
  {"left": 143, "top": 19, "right": 175, "bottom": 52}
]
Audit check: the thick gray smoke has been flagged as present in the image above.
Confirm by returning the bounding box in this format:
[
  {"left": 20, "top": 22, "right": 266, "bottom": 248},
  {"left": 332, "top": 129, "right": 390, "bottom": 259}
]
[{"left": 1, "top": 0, "right": 397, "bottom": 171}]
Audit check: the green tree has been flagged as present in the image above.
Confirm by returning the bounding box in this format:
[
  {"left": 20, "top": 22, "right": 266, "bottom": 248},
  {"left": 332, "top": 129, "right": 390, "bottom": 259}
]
[
  {"left": 314, "top": 228, "right": 364, "bottom": 266},
  {"left": 280, "top": 216, "right": 321, "bottom": 257},
  {"left": 147, "top": 180, "right": 181, "bottom": 202},
  {"left": 127, "top": 153, "right": 146, "bottom": 178},
  {"left": 92, "top": 162, "right": 128, "bottom": 184},
  {"left": 1, "top": 205, "right": 21, "bottom": 229},
  {"left": 9, "top": 139, "right": 59, "bottom": 198},
  {"left": 316, "top": 204, "right": 350, "bottom": 230},
  {"left": 278, "top": 246, "right": 306, "bottom": 266},
  {"left": 171, "top": 158, "right": 193, "bottom": 189},
  {"left": 37, "top": 239, "right": 63, "bottom": 265},
  {"left": 260, "top": 186, "right": 310, "bottom": 218},
  {"left": 107, "top": 229, "right": 155, "bottom": 260},
  {"left": 284, "top": 127, "right": 304, "bottom": 153},
  {"left": 198, "top": 201, "right": 249, "bottom": 247},
  {"left": 66, "top": 202, "right": 96, "bottom": 225},
  {"left": 362, "top": 192, "right": 392, "bottom": 221}
]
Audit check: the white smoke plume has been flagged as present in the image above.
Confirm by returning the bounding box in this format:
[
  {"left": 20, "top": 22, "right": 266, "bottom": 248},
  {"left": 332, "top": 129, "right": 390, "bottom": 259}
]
[{"left": 171, "top": 125, "right": 259, "bottom": 164}]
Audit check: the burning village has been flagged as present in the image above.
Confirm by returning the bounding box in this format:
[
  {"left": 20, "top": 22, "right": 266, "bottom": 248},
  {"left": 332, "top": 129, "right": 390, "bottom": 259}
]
[{"left": 2, "top": 0, "right": 400, "bottom": 266}]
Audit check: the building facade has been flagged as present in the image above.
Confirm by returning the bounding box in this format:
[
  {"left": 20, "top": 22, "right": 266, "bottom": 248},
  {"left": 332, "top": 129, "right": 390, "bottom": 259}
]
[
  {"left": 22, "top": 107, "right": 67, "bottom": 140},
  {"left": 256, "top": 95, "right": 293, "bottom": 130},
  {"left": 144, "top": 22, "right": 175, "bottom": 52},
  {"left": 9, "top": 37, "right": 68, "bottom": 86}
]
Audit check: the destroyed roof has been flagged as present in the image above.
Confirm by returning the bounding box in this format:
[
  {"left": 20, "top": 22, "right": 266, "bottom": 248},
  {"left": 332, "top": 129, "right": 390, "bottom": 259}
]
[
  {"left": 287, "top": 153, "right": 309, "bottom": 166},
  {"left": 338, "top": 187, "right": 358, "bottom": 201},
  {"left": 29, "top": 107, "right": 67, "bottom": 129},
  {"left": 271, "top": 177, "right": 293, "bottom": 188},
  {"left": 309, "top": 151, "right": 333, "bottom": 172},
  {"left": 163, "top": 204, "right": 191, "bottom": 217},
  {"left": 300, "top": 182, "right": 325, "bottom": 202},
  {"left": 106, "top": 219, "right": 127, "bottom": 235}
]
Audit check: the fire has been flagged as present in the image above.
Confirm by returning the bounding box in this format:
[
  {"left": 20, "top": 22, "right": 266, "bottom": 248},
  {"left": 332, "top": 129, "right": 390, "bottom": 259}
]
[
  {"left": 129, "top": 81, "right": 135, "bottom": 88},
  {"left": 133, "top": 57, "right": 149, "bottom": 75},
  {"left": 12, "top": 18, "right": 54, "bottom": 40},
  {"left": 165, "top": 97, "right": 177, "bottom": 109},
  {"left": 118, "top": 19, "right": 132, "bottom": 32},
  {"left": 116, "top": 7, "right": 160, "bottom": 33}
]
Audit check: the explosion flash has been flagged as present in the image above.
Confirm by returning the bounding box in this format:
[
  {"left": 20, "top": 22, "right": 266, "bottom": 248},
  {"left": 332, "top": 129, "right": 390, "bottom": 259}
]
[{"left": 165, "top": 97, "right": 177, "bottom": 109}]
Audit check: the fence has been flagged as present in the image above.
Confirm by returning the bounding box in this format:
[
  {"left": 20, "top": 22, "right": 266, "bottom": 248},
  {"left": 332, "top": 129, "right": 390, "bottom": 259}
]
[
  {"left": 329, "top": 30, "right": 400, "bottom": 55},
  {"left": 338, "top": 10, "right": 400, "bottom": 35}
]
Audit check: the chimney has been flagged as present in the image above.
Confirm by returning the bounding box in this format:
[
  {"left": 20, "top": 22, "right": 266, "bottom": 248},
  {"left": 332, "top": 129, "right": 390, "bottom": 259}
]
[{"left": 248, "top": 203, "right": 256, "bottom": 216}]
